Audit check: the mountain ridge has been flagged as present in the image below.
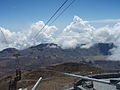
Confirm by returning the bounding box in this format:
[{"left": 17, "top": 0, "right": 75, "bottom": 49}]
[
  {"left": 0, "top": 42, "right": 114, "bottom": 56},
  {"left": 0, "top": 42, "right": 116, "bottom": 78}
]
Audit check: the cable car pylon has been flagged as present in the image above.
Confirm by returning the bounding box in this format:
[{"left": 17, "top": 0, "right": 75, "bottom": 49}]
[{"left": 9, "top": 52, "right": 21, "bottom": 90}]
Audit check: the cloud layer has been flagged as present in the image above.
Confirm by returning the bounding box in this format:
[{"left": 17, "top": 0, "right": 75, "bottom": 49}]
[
  {"left": 89, "top": 19, "right": 120, "bottom": 23},
  {"left": 1, "top": 16, "right": 120, "bottom": 60},
  {"left": 0, "top": 21, "right": 58, "bottom": 50}
]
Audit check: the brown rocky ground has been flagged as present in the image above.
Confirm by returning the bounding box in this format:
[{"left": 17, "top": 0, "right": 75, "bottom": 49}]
[{"left": 0, "top": 62, "right": 117, "bottom": 90}]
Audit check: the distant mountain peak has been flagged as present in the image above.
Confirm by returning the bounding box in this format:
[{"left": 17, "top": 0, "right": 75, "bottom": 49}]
[
  {"left": 0, "top": 48, "right": 18, "bottom": 53},
  {"left": 30, "top": 43, "right": 60, "bottom": 49},
  {"left": 94, "top": 43, "right": 115, "bottom": 55}
]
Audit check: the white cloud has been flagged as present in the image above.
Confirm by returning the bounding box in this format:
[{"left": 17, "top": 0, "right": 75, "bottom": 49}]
[
  {"left": 53, "top": 16, "right": 95, "bottom": 48},
  {"left": 0, "top": 21, "right": 58, "bottom": 51},
  {"left": 61, "top": 39, "right": 78, "bottom": 49}
]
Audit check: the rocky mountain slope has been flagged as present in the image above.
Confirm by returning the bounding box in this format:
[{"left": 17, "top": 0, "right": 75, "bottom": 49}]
[{"left": 0, "top": 43, "right": 115, "bottom": 78}]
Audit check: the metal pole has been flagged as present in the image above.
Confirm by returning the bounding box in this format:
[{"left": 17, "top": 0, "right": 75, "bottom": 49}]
[
  {"left": 64, "top": 73, "right": 111, "bottom": 85},
  {"left": 32, "top": 77, "right": 42, "bottom": 90}
]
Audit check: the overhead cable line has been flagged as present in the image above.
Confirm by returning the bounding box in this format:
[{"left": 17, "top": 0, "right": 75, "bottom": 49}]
[
  {"left": 37, "top": 0, "right": 76, "bottom": 37},
  {"left": 0, "top": 29, "right": 8, "bottom": 45},
  {"left": 49, "top": 0, "right": 76, "bottom": 26},
  {"left": 34, "top": 0, "right": 69, "bottom": 39}
]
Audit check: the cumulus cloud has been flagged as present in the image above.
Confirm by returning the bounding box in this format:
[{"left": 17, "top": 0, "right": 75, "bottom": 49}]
[
  {"left": 53, "top": 16, "right": 95, "bottom": 48},
  {"left": 1, "top": 16, "right": 120, "bottom": 60},
  {"left": 0, "top": 21, "right": 58, "bottom": 51},
  {"left": 30, "top": 21, "right": 57, "bottom": 43}
]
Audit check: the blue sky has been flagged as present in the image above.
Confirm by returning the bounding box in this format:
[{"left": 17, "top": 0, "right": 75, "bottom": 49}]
[{"left": 0, "top": 0, "right": 120, "bottom": 31}]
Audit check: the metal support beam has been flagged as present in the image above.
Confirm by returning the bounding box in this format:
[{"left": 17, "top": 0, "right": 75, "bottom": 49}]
[
  {"left": 64, "top": 73, "right": 111, "bottom": 85},
  {"left": 32, "top": 77, "right": 42, "bottom": 90}
]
